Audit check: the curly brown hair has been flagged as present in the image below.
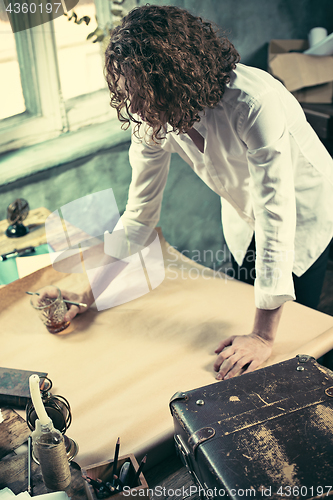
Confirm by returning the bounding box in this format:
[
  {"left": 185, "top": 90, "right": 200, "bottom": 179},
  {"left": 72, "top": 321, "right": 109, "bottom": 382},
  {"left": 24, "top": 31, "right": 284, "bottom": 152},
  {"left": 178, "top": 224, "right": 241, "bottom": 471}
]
[{"left": 105, "top": 4, "right": 240, "bottom": 141}]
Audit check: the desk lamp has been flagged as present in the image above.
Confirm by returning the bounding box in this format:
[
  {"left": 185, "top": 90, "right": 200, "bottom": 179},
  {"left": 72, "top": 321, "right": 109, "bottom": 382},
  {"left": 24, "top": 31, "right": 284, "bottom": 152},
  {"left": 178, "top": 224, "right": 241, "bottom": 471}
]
[
  {"left": 26, "top": 376, "right": 78, "bottom": 461},
  {"left": 6, "top": 198, "right": 30, "bottom": 237}
]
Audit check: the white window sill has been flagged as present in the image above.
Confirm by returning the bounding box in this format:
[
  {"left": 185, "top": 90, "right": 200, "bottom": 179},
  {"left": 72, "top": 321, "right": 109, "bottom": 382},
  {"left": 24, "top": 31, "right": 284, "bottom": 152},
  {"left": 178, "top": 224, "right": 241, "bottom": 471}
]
[{"left": 0, "top": 119, "right": 131, "bottom": 186}]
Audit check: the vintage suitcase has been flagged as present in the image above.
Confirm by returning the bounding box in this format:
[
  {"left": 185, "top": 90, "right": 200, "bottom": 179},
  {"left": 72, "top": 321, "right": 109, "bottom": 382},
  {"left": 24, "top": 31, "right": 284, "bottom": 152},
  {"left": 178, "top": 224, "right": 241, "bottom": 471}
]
[{"left": 170, "top": 355, "right": 333, "bottom": 499}]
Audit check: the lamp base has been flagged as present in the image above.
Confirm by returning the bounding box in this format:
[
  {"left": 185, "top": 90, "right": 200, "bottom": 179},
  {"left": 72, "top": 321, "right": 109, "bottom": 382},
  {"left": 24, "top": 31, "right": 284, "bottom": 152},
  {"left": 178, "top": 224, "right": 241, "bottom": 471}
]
[
  {"left": 64, "top": 434, "right": 79, "bottom": 461},
  {"left": 6, "top": 223, "right": 29, "bottom": 238},
  {"left": 32, "top": 435, "right": 79, "bottom": 464}
]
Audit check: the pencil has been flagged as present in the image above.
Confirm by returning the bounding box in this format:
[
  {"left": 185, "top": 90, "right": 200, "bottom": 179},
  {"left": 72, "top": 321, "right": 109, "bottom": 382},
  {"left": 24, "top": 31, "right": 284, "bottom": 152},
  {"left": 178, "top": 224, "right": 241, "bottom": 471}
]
[
  {"left": 26, "top": 291, "right": 87, "bottom": 308},
  {"left": 112, "top": 437, "right": 120, "bottom": 485},
  {"left": 132, "top": 455, "right": 147, "bottom": 487},
  {"left": 27, "top": 435, "right": 32, "bottom": 495}
]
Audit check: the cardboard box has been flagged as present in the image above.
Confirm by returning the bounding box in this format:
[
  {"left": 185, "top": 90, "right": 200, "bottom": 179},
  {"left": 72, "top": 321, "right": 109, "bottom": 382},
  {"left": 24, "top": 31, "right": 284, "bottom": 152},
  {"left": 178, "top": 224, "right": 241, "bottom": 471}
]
[{"left": 268, "top": 39, "right": 333, "bottom": 103}]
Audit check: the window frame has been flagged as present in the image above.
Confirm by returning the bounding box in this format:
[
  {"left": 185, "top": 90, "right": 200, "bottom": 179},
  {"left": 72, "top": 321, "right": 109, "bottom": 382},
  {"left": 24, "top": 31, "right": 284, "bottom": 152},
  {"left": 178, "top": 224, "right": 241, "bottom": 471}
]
[{"left": 0, "top": 0, "right": 114, "bottom": 155}]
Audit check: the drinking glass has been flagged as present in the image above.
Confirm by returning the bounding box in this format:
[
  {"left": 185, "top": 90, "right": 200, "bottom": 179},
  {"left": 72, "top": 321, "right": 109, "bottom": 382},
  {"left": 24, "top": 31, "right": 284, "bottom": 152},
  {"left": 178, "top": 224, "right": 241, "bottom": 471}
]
[{"left": 30, "top": 285, "right": 70, "bottom": 334}]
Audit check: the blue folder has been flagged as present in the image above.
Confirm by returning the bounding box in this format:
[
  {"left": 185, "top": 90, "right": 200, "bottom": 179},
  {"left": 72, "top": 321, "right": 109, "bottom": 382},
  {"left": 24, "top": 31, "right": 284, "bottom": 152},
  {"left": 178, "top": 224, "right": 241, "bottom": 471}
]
[{"left": 0, "top": 244, "right": 50, "bottom": 286}]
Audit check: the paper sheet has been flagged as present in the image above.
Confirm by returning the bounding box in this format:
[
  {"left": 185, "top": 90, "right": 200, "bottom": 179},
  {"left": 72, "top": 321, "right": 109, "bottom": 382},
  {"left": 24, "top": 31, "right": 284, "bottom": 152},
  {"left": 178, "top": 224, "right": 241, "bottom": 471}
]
[
  {"left": 0, "top": 488, "right": 16, "bottom": 499},
  {"left": 16, "top": 253, "right": 52, "bottom": 279},
  {"left": 0, "top": 489, "right": 69, "bottom": 500}
]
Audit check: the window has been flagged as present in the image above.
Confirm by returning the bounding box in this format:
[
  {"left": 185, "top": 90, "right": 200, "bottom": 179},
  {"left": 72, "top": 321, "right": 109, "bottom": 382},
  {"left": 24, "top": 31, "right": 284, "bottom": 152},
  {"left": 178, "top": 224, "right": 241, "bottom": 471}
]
[
  {"left": 0, "top": 0, "right": 137, "bottom": 156},
  {"left": 0, "top": 14, "right": 25, "bottom": 120},
  {"left": 54, "top": 0, "right": 106, "bottom": 100}
]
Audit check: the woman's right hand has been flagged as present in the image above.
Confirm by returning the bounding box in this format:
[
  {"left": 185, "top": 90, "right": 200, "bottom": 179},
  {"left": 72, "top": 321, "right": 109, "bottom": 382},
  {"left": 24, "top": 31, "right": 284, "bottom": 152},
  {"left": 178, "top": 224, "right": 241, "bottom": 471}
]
[{"left": 61, "top": 289, "right": 94, "bottom": 322}]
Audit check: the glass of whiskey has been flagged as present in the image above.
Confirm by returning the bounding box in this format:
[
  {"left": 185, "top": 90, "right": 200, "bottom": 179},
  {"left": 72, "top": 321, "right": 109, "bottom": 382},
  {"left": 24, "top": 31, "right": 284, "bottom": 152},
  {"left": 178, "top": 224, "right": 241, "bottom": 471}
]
[{"left": 30, "top": 285, "right": 70, "bottom": 334}]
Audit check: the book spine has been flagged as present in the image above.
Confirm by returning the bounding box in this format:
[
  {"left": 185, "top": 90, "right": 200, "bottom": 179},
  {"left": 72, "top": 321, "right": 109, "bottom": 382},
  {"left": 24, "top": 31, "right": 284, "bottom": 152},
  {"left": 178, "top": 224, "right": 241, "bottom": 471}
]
[{"left": 0, "top": 394, "right": 30, "bottom": 409}]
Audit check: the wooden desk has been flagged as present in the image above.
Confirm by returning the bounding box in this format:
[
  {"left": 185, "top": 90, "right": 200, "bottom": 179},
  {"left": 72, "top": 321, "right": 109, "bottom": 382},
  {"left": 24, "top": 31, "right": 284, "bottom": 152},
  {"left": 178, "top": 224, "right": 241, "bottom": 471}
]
[{"left": 1, "top": 230, "right": 333, "bottom": 472}]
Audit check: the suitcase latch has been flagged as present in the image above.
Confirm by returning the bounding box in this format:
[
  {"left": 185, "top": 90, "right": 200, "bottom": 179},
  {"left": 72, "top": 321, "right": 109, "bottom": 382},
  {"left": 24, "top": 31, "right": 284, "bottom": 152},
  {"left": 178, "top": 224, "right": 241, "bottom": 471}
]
[
  {"left": 174, "top": 434, "right": 192, "bottom": 470},
  {"left": 174, "top": 434, "right": 208, "bottom": 495},
  {"left": 188, "top": 426, "right": 216, "bottom": 454},
  {"left": 297, "top": 354, "right": 313, "bottom": 363}
]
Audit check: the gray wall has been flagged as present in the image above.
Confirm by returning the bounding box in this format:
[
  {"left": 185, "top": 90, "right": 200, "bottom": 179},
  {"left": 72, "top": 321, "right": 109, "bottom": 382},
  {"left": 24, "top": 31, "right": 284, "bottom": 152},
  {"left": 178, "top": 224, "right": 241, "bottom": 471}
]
[
  {"left": 139, "top": 0, "right": 333, "bottom": 70},
  {"left": 0, "top": 142, "right": 224, "bottom": 268},
  {"left": 1, "top": 0, "right": 332, "bottom": 269}
]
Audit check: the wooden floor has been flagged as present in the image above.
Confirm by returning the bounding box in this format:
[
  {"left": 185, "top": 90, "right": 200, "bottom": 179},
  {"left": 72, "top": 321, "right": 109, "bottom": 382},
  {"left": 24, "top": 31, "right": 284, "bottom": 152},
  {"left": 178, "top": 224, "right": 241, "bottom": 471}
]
[{"left": 145, "top": 453, "right": 201, "bottom": 500}]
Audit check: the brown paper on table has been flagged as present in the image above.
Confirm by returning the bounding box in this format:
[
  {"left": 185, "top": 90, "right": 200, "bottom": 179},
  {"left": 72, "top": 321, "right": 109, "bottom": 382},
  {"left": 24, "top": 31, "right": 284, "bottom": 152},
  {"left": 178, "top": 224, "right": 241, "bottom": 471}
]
[{"left": 0, "top": 230, "right": 333, "bottom": 467}]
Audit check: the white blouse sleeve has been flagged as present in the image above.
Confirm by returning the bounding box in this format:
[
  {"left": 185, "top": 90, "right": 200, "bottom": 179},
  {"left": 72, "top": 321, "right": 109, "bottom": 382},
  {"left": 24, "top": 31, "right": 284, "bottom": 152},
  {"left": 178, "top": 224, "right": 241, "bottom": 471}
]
[
  {"left": 107, "top": 125, "right": 171, "bottom": 259},
  {"left": 239, "top": 90, "right": 297, "bottom": 310},
  {"left": 115, "top": 123, "right": 171, "bottom": 232},
  {"left": 122, "top": 127, "right": 171, "bottom": 228}
]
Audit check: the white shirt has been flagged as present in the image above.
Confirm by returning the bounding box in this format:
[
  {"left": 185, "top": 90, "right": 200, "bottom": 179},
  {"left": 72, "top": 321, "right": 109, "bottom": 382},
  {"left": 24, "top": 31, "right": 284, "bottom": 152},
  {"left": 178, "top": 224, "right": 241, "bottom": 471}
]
[{"left": 120, "top": 63, "right": 333, "bottom": 310}]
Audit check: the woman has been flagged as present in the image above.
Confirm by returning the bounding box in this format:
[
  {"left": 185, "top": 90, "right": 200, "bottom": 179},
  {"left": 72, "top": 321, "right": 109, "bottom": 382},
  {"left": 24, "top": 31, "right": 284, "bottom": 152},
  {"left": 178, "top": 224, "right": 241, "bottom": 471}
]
[{"left": 64, "top": 5, "right": 333, "bottom": 380}]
